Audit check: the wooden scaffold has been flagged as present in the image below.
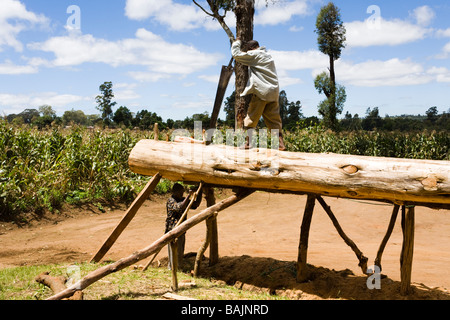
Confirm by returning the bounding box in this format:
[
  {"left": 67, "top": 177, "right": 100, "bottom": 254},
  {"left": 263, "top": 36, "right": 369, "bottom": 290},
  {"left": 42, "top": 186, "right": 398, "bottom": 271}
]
[{"left": 47, "top": 135, "right": 449, "bottom": 300}]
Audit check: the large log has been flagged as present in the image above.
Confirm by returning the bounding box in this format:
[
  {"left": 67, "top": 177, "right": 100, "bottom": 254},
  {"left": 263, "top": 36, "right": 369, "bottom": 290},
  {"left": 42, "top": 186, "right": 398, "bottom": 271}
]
[{"left": 128, "top": 140, "right": 450, "bottom": 209}]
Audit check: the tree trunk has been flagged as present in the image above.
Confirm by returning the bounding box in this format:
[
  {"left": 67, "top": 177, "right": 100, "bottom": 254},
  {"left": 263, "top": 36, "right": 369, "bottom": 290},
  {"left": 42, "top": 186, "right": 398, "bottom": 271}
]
[
  {"left": 328, "top": 54, "right": 337, "bottom": 130},
  {"left": 234, "top": 0, "right": 254, "bottom": 130},
  {"left": 128, "top": 140, "right": 450, "bottom": 209}
]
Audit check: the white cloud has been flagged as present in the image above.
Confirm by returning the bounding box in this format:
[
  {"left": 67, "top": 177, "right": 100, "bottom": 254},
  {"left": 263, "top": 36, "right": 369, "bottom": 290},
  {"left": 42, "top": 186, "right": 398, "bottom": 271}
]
[
  {"left": 125, "top": 0, "right": 207, "bottom": 31},
  {"left": 0, "top": 60, "right": 38, "bottom": 74},
  {"left": 345, "top": 18, "right": 432, "bottom": 47},
  {"left": 309, "top": 58, "right": 450, "bottom": 88},
  {"left": 0, "top": 92, "right": 89, "bottom": 114},
  {"left": 270, "top": 49, "right": 328, "bottom": 71},
  {"left": 125, "top": 0, "right": 311, "bottom": 31},
  {"left": 199, "top": 74, "right": 220, "bottom": 84},
  {"left": 269, "top": 49, "right": 327, "bottom": 86},
  {"left": 436, "top": 28, "right": 450, "bottom": 38},
  {"left": 29, "top": 28, "right": 222, "bottom": 79},
  {"left": 427, "top": 66, "right": 450, "bottom": 83},
  {"left": 0, "top": 0, "right": 48, "bottom": 52},
  {"left": 289, "top": 25, "right": 304, "bottom": 32},
  {"left": 255, "top": 0, "right": 310, "bottom": 26},
  {"left": 114, "top": 83, "right": 141, "bottom": 100},
  {"left": 411, "top": 5, "right": 435, "bottom": 26}
]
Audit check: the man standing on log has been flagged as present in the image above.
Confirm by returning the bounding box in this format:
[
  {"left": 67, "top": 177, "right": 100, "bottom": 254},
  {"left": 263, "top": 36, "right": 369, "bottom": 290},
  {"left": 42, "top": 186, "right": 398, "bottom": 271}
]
[
  {"left": 231, "top": 38, "right": 286, "bottom": 151},
  {"left": 165, "top": 183, "right": 202, "bottom": 270}
]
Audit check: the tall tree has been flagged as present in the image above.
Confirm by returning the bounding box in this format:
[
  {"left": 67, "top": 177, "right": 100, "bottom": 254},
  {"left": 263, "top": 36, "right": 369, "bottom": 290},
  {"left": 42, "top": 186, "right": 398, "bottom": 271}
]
[
  {"left": 315, "top": 2, "right": 346, "bottom": 131},
  {"left": 193, "top": 0, "right": 255, "bottom": 130},
  {"left": 95, "top": 81, "right": 116, "bottom": 125},
  {"left": 113, "top": 106, "right": 133, "bottom": 127},
  {"left": 314, "top": 71, "right": 346, "bottom": 129}
]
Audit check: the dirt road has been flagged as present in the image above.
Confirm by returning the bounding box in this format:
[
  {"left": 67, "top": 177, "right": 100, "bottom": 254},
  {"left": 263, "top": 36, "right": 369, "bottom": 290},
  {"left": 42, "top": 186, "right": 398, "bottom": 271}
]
[{"left": 1, "top": 192, "right": 449, "bottom": 298}]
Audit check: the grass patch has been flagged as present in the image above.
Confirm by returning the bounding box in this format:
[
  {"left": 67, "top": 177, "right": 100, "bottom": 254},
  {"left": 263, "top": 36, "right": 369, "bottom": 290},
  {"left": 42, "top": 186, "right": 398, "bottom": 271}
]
[{"left": 0, "top": 262, "right": 286, "bottom": 300}]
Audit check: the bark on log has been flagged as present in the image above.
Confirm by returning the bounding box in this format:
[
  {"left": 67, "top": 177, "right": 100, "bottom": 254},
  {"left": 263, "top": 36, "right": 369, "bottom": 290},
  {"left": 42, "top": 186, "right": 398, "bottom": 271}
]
[
  {"left": 128, "top": 140, "right": 450, "bottom": 209},
  {"left": 35, "top": 272, "right": 83, "bottom": 300},
  {"left": 46, "top": 189, "right": 254, "bottom": 300}
]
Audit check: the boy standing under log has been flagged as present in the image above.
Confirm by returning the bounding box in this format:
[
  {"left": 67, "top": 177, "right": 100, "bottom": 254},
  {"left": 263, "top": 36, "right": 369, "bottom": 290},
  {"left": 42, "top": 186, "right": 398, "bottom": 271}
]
[
  {"left": 165, "top": 183, "right": 202, "bottom": 269},
  {"left": 231, "top": 38, "right": 286, "bottom": 151}
]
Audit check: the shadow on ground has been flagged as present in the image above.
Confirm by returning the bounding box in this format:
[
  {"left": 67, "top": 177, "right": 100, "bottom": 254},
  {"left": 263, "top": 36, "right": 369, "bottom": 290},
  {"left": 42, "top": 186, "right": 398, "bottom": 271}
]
[{"left": 163, "top": 253, "right": 450, "bottom": 300}]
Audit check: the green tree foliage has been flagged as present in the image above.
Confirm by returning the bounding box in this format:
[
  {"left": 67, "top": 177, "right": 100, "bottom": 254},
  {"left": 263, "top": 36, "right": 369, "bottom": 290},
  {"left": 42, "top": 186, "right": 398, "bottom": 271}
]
[
  {"left": 62, "top": 109, "right": 88, "bottom": 126},
  {"left": 314, "top": 72, "right": 346, "bottom": 129},
  {"left": 279, "top": 90, "right": 303, "bottom": 130},
  {"left": 223, "top": 91, "right": 236, "bottom": 127},
  {"left": 113, "top": 106, "right": 133, "bottom": 128},
  {"left": 133, "top": 110, "right": 164, "bottom": 130},
  {"left": 426, "top": 106, "right": 439, "bottom": 123},
  {"left": 95, "top": 81, "right": 117, "bottom": 125}
]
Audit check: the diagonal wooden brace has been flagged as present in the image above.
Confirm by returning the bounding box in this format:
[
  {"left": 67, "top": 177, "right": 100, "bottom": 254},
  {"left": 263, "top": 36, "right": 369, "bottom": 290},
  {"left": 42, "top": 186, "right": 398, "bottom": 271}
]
[
  {"left": 90, "top": 173, "right": 162, "bottom": 263},
  {"left": 316, "top": 196, "right": 369, "bottom": 274}
]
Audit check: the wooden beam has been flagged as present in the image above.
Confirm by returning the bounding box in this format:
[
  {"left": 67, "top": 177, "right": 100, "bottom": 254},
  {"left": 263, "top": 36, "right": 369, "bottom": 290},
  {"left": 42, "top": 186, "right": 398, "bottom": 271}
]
[
  {"left": 128, "top": 140, "right": 450, "bottom": 209},
  {"left": 47, "top": 189, "right": 254, "bottom": 300},
  {"left": 400, "top": 205, "right": 415, "bottom": 295},
  {"left": 296, "top": 194, "right": 316, "bottom": 283},
  {"left": 90, "top": 173, "right": 162, "bottom": 263}
]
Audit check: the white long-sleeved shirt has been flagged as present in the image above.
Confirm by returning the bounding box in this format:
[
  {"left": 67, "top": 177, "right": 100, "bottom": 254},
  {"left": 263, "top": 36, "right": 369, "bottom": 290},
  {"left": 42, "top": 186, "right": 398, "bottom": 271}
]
[{"left": 231, "top": 40, "right": 280, "bottom": 102}]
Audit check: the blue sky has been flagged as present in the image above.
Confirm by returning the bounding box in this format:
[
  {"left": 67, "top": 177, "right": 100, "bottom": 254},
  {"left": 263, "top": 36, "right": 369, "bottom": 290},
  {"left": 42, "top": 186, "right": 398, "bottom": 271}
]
[{"left": 0, "top": 0, "right": 449, "bottom": 121}]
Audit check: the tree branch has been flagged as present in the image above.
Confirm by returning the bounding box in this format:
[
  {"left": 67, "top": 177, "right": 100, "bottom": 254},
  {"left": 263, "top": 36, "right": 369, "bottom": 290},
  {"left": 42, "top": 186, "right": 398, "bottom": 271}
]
[
  {"left": 193, "top": 0, "right": 235, "bottom": 45},
  {"left": 193, "top": 0, "right": 214, "bottom": 17}
]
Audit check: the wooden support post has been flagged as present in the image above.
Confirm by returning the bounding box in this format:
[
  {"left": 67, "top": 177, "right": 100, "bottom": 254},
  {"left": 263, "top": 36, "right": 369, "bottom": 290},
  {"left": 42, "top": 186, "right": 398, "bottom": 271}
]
[
  {"left": 90, "top": 173, "right": 162, "bottom": 263},
  {"left": 47, "top": 189, "right": 255, "bottom": 300},
  {"left": 316, "top": 196, "right": 369, "bottom": 274},
  {"left": 170, "top": 241, "right": 179, "bottom": 291},
  {"left": 400, "top": 205, "right": 415, "bottom": 295},
  {"left": 374, "top": 204, "right": 400, "bottom": 271},
  {"left": 154, "top": 123, "right": 159, "bottom": 140},
  {"left": 205, "top": 186, "right": 219, "bottom": 265},
  {"left": 193, "top": 213, "right": 216, "bottom": 277},
  {"left": 297, "top": 194, "right": 316, "bottom": 283}
]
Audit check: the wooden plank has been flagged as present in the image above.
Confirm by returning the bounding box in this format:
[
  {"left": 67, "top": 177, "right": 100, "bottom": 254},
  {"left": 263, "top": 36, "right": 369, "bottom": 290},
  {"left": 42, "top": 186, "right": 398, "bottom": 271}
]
[
  {"left": 90, "top": 173, "right": 162, "bottom": 263},
  {"left": 47, "top": 189, "right": 254, "bottom": 300},
  {"left": 162, "top": 292, "right": 197, "bottom": 300},
  {"left": 128, "top": 140, "right": 450, "bottom": 209}
]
